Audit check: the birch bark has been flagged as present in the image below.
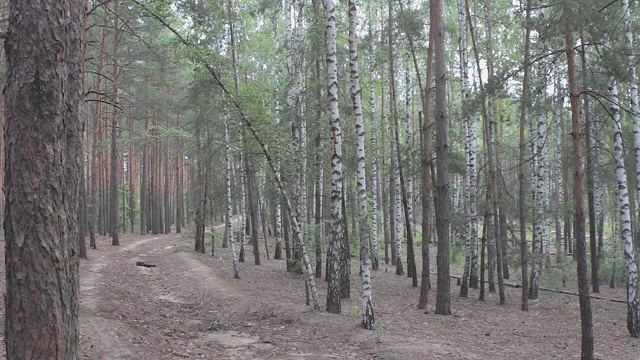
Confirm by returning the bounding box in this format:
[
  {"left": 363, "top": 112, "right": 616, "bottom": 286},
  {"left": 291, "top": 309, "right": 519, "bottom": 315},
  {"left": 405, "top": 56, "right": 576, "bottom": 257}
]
[
  {"left": 325, "top": 0, "right": 344, "bottom": 314},
  {"left": 621, "top": 0, "right": 640, "bottom": 337},
  {"left": 348, "top": 0, "right": 374, "bottom": 329}
]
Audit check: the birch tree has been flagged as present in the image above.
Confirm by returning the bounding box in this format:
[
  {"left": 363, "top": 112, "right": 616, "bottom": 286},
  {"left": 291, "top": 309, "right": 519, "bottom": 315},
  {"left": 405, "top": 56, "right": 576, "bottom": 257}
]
[
  {"left": 348, "top": 0, "right": 374, "bottom": 329},
  {"left": 365, "top": 0, "right": 380, "bottom": 275},
  {"left": 621, "top": 0, "right": 640, "bottom": 337},
  {"left": 529, "top": 2, "right": 548, "bottom": 300},
  {"left": 225, "top": 106, "right": 240, "bottom": 279},
  {"left": 458, "top": 0, "right": 477, "bottom": 297},
  {"left": 325, "top": 0, "right": 344, "bottom": 314}
]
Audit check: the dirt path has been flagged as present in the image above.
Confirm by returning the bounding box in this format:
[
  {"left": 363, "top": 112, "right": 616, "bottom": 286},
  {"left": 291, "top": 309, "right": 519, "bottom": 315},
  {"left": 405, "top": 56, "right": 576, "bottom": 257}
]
[
  {"left": 73, "top": 231, "right": 638, "bottom": 359},
  {"left": 79, "top": 233, "right": 277, "bottom": 359},
  {"left": 79, "top": 232, "right": 475, "bottom": 359}
]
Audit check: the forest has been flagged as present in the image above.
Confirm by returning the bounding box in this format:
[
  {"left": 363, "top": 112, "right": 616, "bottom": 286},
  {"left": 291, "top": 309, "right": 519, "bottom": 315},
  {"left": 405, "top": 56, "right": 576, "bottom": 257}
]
[{"left": 3, "top": 0, "right": 640, "bottom": 358}]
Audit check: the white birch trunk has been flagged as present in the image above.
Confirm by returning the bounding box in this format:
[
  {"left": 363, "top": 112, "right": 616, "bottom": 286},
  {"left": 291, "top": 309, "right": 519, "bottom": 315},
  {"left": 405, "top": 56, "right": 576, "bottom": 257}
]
[
  {"left": 554, "top": 80, "right": 564, "bottom": 258},
  {"left": 529, "top": 4, "right": 547, "bottom": 299},
  {"left": 325, "top": 0, "right": 344, "bottom": 313},
  {"left": 404, "top": 44, "right": 414, "bottom": 240},
  {"left": 296, "top": 0, "right": 307, "bottom": 231},
  {"left": 274, "top": 17, "right": 283, "bottom": 260},
  {"left": 370, "top": 80, "right": 380, "bottom": 272},
  {"left": 225, "top": 110, "right": 240, "bottom": 279},
  {"left": 368, "top": 1, "right": 379, "bottom": 271},
  {"left": 458, "top": 0, "right": 477, "bottom": 294},
  {"left": 394, "top": 144, "right": 403, "bottom": 272},
  {"left": 349, "top": 0, "right": 374, "bottom": 329},
  {"left": 529, "top": 109, "right": 546, "bottom": 299},
  {"left": 610, "top": 69, "right": 640, "bottom": 336},
  {"left": 240, "top": 154, "right": 247, "bottom": 262},
  {"left": 618, "top": 4, "right": 640, "bottom": 333}
]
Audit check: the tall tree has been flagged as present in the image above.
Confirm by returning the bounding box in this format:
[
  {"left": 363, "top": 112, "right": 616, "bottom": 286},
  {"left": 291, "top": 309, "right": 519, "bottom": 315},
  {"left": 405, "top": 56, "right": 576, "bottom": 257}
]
[
  {"left": 581, "top": 36, "right": 598, "bottom": 293},
  {"left": 325, "top": 0, "right": 344, "bottom": 314},
  {"left": 529, "top": 2, "right": 548, "bottom": 299},
  {"left": 458, "top": 0, "right": 477, "bottom": 298},
  {"left": 225, "top": 105, "right": 240, "bottom": 279},
  {"left": 432, "top": 0, "right": 450, "bottom": 316},
  {"left": 368, "top": 4, "right": 380, "bottom": 271},
  {"left": 564, "top": 3, "right": 593, "bottom": 357},
  {"left": 4, "top": 0, "right": 86, "bottom": 356},
  {"left": 418, "top": 31, "right": 435, "bottom": 309},
  {"left": 109, "top": 1, "right": 121, "bottom": 246},
  {"left": 621, "top": 0, "right": 640, "bottom": 337},
  {"left": 518, "top": 0, "right": 533, "bottom": 311},
  {"left": 348, "top": 0, "right": 374, "bottom": 330}
]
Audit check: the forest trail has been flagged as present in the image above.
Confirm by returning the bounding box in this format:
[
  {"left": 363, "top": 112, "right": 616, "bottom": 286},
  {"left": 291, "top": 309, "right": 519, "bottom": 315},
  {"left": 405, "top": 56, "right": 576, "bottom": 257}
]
[
  {"left": 75, "top": 231, "right": 638, "bottom": 359},
  {"left": 77, "top": 231, "right": 474, "bottom": 359},
  {"left": 79, "top": 232, "right": 280, "bottom": 359}
]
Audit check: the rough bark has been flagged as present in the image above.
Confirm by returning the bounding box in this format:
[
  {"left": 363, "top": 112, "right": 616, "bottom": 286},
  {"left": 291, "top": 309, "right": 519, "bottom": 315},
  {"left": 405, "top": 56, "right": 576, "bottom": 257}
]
[
  {"left": 4, "top": 0, "right": 86, "bottom": 356},
  {"left": 432, "top": 0, "right": 451, "bottom": 316}
]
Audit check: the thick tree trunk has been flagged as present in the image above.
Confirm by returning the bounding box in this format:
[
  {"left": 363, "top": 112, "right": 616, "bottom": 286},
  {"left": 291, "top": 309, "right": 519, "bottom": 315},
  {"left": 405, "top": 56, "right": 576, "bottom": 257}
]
[
  {"left": 432, "top": 0, "right": 451, "bottom": 316},
  {"left": 565, "top": 5, "right": 594, "bottom": 356},
  {"left": 4, "top": 0, "right": 85, "bottom": 356},
  {"left": 325, "top": 0, "right": 344, "bottom": 314}
]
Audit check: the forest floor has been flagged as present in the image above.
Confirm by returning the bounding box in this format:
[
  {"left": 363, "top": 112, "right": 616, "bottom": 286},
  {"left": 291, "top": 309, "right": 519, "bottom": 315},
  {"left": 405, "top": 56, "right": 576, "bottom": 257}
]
[{"left": 0, "top": 228, "right": 638, "bottom": 359}]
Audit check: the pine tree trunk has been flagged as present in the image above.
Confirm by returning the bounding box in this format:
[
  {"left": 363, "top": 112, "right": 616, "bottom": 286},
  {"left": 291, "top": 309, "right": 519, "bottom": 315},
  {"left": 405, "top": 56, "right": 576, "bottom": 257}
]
[
  {"left": 110, "top": 5, "right": 121, "bottom": 246},
  {"left": 518, "top": 2, "right": 532, "bottom": 306},
  {"left": 140, "top": 103, "right": 150, "bottom": 235},
  {"left": 175, "top": 115, "right": 183, "bottom": 234},
  {"left": 79, "top": 151, "right": 88, "bottom": 259},
  {"left": 418, "top": 34, "right": 434, "bottom": 309},
  {"left": 163, "top": 139, "right": 171, "bottom": 234},
  {"left": 579, "top": 40, "right": 599, "bottom": 293},
  {"left": 432, "top": 0, "right": 451, "bottom": 315},
  {"left": 565, "top": 6, "right": 594, "bottom": 355},
  {"left": 244, "top": 143, "right": 261, "bottom": 266},
  {"left": 4, "top": 0, "right": 85, "bottom": 356}
]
